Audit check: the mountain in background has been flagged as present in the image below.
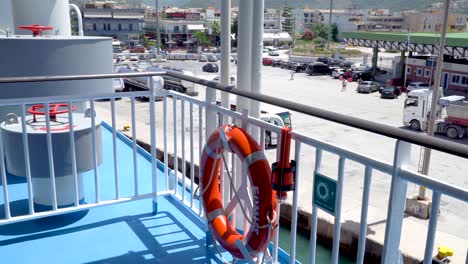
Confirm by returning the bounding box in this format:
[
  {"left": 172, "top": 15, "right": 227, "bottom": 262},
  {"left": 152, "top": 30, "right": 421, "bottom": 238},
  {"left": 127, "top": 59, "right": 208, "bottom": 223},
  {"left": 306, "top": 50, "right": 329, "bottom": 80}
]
[
  {"left": 175, "top": 0, "right": 438, "bottom": 11},
  {"left": 142, "top": 0, "right": 190, "bottom": 8}
]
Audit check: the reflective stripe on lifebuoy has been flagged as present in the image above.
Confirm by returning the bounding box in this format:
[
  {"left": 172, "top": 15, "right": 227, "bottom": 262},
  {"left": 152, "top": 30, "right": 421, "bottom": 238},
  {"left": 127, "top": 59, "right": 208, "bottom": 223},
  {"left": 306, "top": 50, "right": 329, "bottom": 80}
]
[{"left": 200, "top": 125, "right": 277, "bottom": 259}]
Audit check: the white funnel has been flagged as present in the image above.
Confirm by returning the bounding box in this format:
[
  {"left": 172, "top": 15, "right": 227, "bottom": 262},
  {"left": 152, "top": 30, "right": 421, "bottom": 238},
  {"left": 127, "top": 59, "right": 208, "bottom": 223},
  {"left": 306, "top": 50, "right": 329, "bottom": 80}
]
[
  {"left": 0, "top": 0, "right": 13, "bottom": 32},
  {"left": 12, "top": 0, "right": 71, "bottom": 36}
]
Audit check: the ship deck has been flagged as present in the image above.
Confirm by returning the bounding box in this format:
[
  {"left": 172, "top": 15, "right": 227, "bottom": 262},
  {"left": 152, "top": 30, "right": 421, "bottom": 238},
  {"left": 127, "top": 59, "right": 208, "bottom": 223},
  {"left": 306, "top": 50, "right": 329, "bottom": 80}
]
[{"left": 0, "top": 123, "right": 291, "bottom": 263}]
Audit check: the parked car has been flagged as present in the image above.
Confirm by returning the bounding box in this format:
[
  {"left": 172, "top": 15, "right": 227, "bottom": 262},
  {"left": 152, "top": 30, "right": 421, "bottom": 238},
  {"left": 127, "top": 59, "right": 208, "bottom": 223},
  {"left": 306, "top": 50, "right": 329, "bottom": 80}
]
[
  {"left": 113, "top": 47, "right": 123, "bottom": 53},
  {"left": 331, "top": 68, "right": 346, "bottom": 79},
  {"left": 129, "top": 45, "right": 146, "bottom": 53},
  {"left": 202, "top": 63, "right": 219, "bottom": 73},
  {"left": 263, "top": 57, "right": 273, "bottom": 66},
  {"left": 272, "top": 59, "right": 282, "bottom": 67},
  {"left": 280, "top": 61, "right": 290, "bottom": 69},
  {"left": 406, "top": 82, "right": 431, "bottom": 92},
  {"left": 356, "top": 81, "right": 379, "bottom": 93},
  {"left": 213, "top": 75, "right": 236, "bottom": 86},
  {"left": 339, "top": 61, "right": 354, "bottom": 69},
  {"left": 116, "top": 54, "right": 126, "bottom": 62},
  {"left": 290, "top": 63, "right": 307, "bottom": 72},
  {"left": 351, "top": 71, "right": 375, "bottom": 81},
  {"left": 330, "top": 59, "right": 344, "bottom": 67},
  {"left": 380, "top": 86, "right": 401, "bottom": 99},
  {"left": 269, "top": 50, "right": 280, "bottom": 56},
  {"left": 129, "top": 55, "right": 139, "bottom": 62},
  {"left": 306, "top": 62, "right": 332, "bottom": 75},
  {"left": 317, "top": 57, "right": 332, "bottom": 65},
  {"left": 199, "top": 55, "right": 208, "bottom": 62},
  {"left": 207, "top": 54, "right": 218, "bottom": 62}
]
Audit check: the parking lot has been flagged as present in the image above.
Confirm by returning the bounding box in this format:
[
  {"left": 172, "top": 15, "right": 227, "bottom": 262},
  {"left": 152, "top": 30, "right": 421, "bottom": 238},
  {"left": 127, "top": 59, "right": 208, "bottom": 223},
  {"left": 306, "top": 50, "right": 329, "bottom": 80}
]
[{"left": 100, "top": 58, "right": 468, "bottom": 241}]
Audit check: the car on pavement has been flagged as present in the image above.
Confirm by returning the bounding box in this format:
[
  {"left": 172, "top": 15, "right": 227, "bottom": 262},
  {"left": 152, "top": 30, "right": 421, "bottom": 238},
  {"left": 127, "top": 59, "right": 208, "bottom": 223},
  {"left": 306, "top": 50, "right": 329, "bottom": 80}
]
[
  {"left": 339, "top": 61, "right": 354, "bottom": 69},
  {"left": 316, "top": 57, "right": 332, "bottom": 65},
  {"left": 331, "top": 68, "right": 346, "bottom": 79},
  {"left": 351, "top": 71, "right": 375, "bottom": 81},
  {"left": 202, "top": 63, "right": 219, "bottom": 73},
  {"left": 306, "top": 62, "right": 332, "bottom": 75},
  {"left": 380, "top": 86, "right": 401, "bottom": 99},
  {"left": 272, "top": 59, "right": 282, "bottom": 67},
  {"left": 290, "top": 63, "right": 307, "bottom": 72},
  {"left": 199, "top": 55, "right": 208, "bottom": 62},
  {"left": 356, "top": 81, "right": 380, "bottom": 93},
  {"left": 129, "top": 55, "right": 139, "bottom": 62},
  {"left": 279, "top": 45, "right": 290, "bottom": 50},
  {"left": 263, "top": 57, "right": 273, "bottom": 66},
  {"left": 269, "top": 50, "right": 280, "bottom": 56},
  {"left": 406, "top": 82, "right": 431, "bottom": 92},
  {"left": 330, "top": 59, "right": 344, "bottom": 67},
  {"left": 129, "top": 45, "right": 145, "bottom": 53},
  {"left": 207, "top": 54, "right": 218, "bottom": 62},
  {"left": 280, "top": 61, "right": 289, "bottom": 69}
]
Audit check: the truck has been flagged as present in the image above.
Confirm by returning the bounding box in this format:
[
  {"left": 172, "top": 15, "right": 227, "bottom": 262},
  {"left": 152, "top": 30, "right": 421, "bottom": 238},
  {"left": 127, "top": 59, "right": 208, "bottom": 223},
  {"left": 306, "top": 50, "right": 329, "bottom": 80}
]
[
  {"left": 403, "top": 88, "right": 468, "bottom": 139},
  {"left": 117, "top": 65, "right": 198, "bottom": 96}
]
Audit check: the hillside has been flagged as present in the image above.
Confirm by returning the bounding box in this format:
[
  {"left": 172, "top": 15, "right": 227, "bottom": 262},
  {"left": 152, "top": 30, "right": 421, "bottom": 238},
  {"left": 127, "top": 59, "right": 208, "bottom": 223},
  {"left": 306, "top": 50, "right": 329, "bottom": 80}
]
[{"left": 182, "top": 0, "right": 439, "bottom": 11}]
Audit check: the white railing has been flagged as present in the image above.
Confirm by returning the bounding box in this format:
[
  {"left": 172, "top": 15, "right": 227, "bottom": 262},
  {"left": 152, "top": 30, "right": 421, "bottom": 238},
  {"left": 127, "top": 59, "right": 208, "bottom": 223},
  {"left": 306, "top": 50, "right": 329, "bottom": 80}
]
[{"left": 0, "top": 72, "right": 467, "bottom": 264}]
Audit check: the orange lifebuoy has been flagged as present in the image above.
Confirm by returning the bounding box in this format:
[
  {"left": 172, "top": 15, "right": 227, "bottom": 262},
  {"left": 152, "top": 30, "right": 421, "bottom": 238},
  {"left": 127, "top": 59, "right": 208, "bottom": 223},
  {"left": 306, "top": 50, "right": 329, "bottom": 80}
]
[{"left": 200, "top": 125, "right": 277, "bottom": 259}]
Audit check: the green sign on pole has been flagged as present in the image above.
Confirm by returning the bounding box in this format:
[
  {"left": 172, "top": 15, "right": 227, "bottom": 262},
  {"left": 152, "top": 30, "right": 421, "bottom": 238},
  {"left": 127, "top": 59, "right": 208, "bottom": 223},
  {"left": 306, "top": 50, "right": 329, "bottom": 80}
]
[{"left": 313, "top": 172, "right": 337, "bottom": 216}]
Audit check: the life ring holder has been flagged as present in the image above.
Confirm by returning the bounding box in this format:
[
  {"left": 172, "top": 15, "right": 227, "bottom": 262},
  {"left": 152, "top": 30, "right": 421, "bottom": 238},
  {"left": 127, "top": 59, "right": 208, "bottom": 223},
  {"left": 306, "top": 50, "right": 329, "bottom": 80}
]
[
  {"left": 28, "top": 103, "right": 76, "bottom": 122},
  {"left": 200, "top": 125, "right": 278, "bottom": 259}
]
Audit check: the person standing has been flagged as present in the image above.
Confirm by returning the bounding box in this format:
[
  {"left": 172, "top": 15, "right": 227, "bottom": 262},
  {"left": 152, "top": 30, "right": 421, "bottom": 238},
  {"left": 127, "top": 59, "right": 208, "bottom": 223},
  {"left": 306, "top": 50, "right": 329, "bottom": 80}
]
[
  {"left": 341, "top": 78, "right": 347, "bottom": 92},
  {"left": 289, "top": 70, "right": 295, "bottom": 80}
]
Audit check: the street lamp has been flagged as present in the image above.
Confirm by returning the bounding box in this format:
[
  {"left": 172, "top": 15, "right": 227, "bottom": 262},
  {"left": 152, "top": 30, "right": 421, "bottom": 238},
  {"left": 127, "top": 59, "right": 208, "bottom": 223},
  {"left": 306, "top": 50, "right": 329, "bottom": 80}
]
[
  {"left": 327, "top": 0, "right": 333, "bottom": 50},
  {"left": 155, "top": 0, "right": 161, "bottom": 55}
]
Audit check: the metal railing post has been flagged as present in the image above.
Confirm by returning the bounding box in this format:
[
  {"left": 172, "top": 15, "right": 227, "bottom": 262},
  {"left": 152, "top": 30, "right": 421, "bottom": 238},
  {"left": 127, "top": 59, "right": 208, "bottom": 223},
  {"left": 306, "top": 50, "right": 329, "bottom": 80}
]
[
  {"left": 309, "top": 149, "right": 323, "bottom": 264},
  {"left": 289, "top": 141, "right": 301, "bottom": 263},
  {"left": 357, "top": 166, "right": 373, "bottom": 264},
  {"left": 331, "top": 157, "right": 346, "bottom": 264},
  {"left": 149, "top": 77, "right": 158, "bottom": 214},
  {"left": 382, "top": 140, "right": 411, "bottom": 264},
  {"left": 423, "top": 191, "right": 441, "bottom": 264}
]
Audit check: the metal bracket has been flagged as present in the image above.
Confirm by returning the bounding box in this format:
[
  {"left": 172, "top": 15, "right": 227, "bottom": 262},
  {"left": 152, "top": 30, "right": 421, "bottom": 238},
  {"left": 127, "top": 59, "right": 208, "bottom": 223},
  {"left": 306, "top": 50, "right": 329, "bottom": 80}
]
[{"left": 5, "top": 113, "right": 19, "bottom": 125}]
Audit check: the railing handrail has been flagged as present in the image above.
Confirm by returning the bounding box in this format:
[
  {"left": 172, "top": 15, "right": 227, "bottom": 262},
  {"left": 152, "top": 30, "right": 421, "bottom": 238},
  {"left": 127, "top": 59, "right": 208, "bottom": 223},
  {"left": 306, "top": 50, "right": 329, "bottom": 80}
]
[{"left": 2, "top": 71, "right": 468, "bottom": 160}]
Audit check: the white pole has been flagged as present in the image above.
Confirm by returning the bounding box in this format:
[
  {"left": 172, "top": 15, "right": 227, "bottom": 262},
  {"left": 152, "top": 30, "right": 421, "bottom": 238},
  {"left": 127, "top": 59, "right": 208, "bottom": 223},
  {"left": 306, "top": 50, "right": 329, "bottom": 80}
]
[
  {"left": 419, "top": 0, "right": 450, "bottom": 200},
  {"left": 236, "top": 0, "right": 253, "bottom": 114},
  {"left": 234, "top": 0, "right": 253, "bottom": 232},
  {"left": 220, "top": 0, "right": 231, "bottom": 118},
  {"left": 250, "top": 0, "right": 264, "bottom": 143}
]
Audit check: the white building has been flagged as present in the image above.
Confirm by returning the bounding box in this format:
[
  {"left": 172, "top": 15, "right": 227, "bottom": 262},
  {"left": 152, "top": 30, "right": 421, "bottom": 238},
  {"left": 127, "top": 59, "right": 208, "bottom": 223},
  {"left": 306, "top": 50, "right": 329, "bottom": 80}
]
[{"left": 294, "top": 8, "right": 360, "bottom": 40}]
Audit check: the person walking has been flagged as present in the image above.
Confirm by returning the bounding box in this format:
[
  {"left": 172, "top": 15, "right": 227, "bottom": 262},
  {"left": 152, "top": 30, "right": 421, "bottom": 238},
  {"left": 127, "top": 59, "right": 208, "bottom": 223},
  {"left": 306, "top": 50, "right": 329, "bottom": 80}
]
[
  {"left": 289, "top": 70, "right": 295, "bottom": 80},
  {"left": 341, "top": 78, "right": 347, "bottom": 92}
]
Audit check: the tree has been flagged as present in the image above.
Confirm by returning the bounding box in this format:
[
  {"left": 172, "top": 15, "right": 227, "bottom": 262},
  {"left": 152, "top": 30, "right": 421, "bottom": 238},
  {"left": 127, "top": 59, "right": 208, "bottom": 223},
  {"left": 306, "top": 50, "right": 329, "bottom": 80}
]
[
  {"left": 313, "top": 37, "right": 327, "bottom": 48},
  {"left": 301, "top": 29, "right": 316, "bottom": 40},
  {"left": 281, "top": 6, "right": 295, "bottom": 37},
  {"left": 209, "top": 21, "right": 221, "bottom": 46},
  {"left": 192, "top": 31, "right": 211, "bottom": 47},
  {"left": 305, "top": 23, "right": 338, "bottom": 42}
]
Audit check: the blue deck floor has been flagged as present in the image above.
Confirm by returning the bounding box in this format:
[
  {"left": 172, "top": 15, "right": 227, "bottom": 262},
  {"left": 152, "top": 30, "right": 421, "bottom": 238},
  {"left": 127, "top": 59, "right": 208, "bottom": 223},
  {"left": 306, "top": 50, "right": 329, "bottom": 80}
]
[{"left": 0, "top": 123, "right": 294, "bottom": 263}]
